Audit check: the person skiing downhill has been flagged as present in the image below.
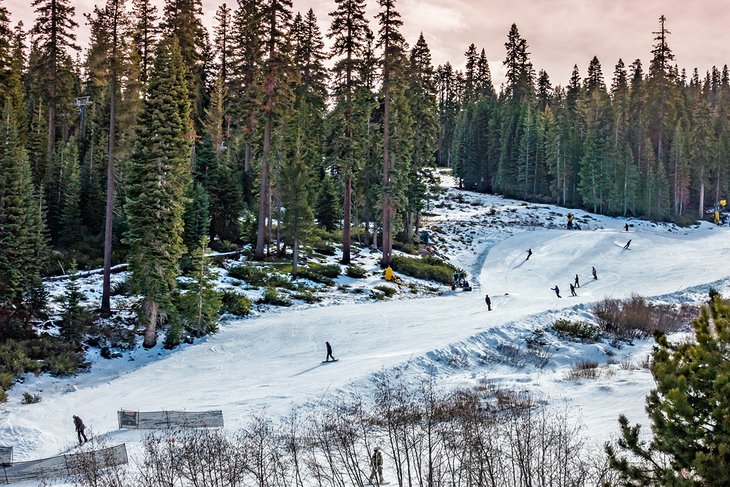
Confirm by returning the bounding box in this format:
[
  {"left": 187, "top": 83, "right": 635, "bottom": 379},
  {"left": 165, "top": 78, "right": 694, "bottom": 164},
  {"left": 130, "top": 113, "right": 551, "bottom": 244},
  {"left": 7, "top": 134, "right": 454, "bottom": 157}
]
[
  {"left": 624, "top": 239, "right": 631, "bottom": 250},
  {"left": 570, "top": 283, "right": 577, "bottom": 296},
  {"left": 369, "top": 447, "right": 384, "bottom": 484},
  {"left": 526, "top": 248, "right": 532, "bottom": 261},
  {"left": 551, "top": 285, "right": 561, "bottom": 298},
  {"left": 624, "top": 223, "right": 629, "bottom": 232},
  {"left": 484, "top": 294, "right": 491, "bottom": 311},
  {"left": 73, "top": 415, "right": 88, "bottom": 444},
  {"left": 325, "top": 342, "right": 335, "bottom": 362},
  {"left": 574, "top": 274, "right": 580, "bottom": 288},
  {"left": 592, "top": 266, "right": 597, "bottom": 280}
]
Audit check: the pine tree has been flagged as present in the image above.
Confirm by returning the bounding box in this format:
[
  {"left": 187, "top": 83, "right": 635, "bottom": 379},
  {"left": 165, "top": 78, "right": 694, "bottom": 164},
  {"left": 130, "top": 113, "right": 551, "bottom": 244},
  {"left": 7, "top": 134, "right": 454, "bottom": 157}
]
[
  {"left": 213, "top": 3, "right": 232, "bottom": 85},
  {"left": 59, "top": 263, "right": 88, "bottom": 345},
  {"left": 0, "top": 100, "right": 48, "bottom": 334},
  {"left": 182, "top": 181, "right": 210, "bottom": 253},
  {"left": 125, "top": 36, "right": 192, "bottom": 349},
  {"left": 30, "top": 0, "right": 80, "bottom": 163},
  {"left": 690, "top": 100, "right": 715, "bottom": 218},
  {"left": 131, "top": 0, "right": 158, "bottom": 87},
  {"left": 503, "top": 24, "right": 533, "bottom": 101},
  {"left": 607, "top": 294, "right": 730, "bottom": 485},
  {"left": 0, "top": 0, "right": 13, "bottom": 97},
  {"left": 58, "top": 142, "right": 82, "bottom": 248},
  {"left": 328, "top": 0, "right": 371, "bottom": 264},
  {"left": 171, "top": 236, "right": 221, "bottom": 347},
  {"left": 315, "top": 174, "right": 341, "bottom": 232}
]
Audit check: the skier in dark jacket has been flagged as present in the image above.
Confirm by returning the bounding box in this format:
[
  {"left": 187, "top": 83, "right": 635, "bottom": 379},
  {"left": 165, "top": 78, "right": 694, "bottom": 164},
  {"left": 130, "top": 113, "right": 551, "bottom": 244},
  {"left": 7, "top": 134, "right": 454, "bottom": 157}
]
[
  {"left": 570, "top": 283, "right": 577, "bottom": 296},
  {"left": 592, "top": 266, "right": 597, "bottom": 280},
  {"left": 325, "top": 342, "right": 335, "bottom": 362},
  {"left": 551, "top": 285, "right": 562, "bottom": 298},
  {"left": 484, "top": 294, "right": 491, "bottom": 311},
  {"left": 624, "top": 239, "right": 631, "bottom": 249},
  {"left": 624, "top": 223, "right": 629, "bottom": 232},
  {"left": 526, "top": 249, "right": 532, "bottom": 261},
  {"left": 574, "top": 274, "right": 580, "bottom": 288},
  {"left": 73, "top": 415, "right": 88, "bottom": 444}
]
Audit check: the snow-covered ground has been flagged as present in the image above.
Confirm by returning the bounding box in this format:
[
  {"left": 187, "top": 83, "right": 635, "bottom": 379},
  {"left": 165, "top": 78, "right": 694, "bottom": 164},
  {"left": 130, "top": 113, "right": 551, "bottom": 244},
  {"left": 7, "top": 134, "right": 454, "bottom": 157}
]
[{"left": 2, "top": 170, "right": 730, "bottom": 485}]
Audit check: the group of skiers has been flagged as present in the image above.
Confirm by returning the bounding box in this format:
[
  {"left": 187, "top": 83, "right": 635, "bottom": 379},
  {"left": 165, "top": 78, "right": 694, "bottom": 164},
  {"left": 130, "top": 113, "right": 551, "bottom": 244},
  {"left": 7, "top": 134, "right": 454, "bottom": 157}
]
[{"left": 551, "top": 268, "right": 597, "bottom": 299}]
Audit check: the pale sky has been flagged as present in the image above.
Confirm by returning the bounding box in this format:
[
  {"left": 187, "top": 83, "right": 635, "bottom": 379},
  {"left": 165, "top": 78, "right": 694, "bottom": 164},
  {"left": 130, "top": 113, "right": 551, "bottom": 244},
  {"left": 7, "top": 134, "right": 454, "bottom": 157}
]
[{"left": 7, "top": 0, "right": 730, "bottom": 88}]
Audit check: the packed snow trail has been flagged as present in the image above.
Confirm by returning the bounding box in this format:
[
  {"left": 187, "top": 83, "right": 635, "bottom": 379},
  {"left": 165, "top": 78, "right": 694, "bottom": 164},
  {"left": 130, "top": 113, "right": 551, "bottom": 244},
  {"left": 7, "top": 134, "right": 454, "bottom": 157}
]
[{"left": 1, "top": 220, "right": 729, "bottom": 464}]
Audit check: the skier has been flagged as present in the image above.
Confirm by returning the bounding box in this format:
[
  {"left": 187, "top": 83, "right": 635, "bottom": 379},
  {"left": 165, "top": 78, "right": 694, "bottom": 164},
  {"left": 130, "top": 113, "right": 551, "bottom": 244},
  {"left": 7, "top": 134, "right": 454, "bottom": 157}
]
[
  {"left": 73, "top": 415, "right": 88, "bottom": 444},
  {"left": 592, "top": 266, "right": 597, "bottom": 280},
  {"left": 623, "top": 239, "right": 631, "bottom": 250},
  {"left": 574, "top": 274, "right": 580, "bottom": 288},
  {"left": 570, "top": 283, "right": 577, "bottom": 297},
  {"left": 526, "top": 248, "right": 532, "bottom": 261},
  {"left": 624, "top": 223, "right": 629, "bottom": 232},
  {"left": 325, "top": 341, "right": 335, "bottom": 362},
  {"left": 567, "top": 213, "right": 574, "bottom": 229},
  {"left": 551, "top": 285, "right": 562, "bottom": 298},
  {"left": 484, "top": 294, "right": 492, "bottom": 311},
  {"left": 369, "top": 447, "right": 384, "bottom": 484}
]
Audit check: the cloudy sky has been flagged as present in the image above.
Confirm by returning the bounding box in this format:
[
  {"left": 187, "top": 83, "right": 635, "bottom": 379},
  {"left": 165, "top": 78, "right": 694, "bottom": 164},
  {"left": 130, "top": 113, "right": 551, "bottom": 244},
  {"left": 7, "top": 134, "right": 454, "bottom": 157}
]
[{"left": 6, "top": 0, "right": 729, "bottom": 88}]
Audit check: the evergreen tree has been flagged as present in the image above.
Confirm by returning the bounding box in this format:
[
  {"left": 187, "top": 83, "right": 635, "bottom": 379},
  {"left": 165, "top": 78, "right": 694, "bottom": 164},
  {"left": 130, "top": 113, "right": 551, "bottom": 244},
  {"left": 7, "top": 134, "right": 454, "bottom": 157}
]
[
  {"left": 30, "top": 0, "right": 79, "bottom": 163},
  {"left": 58, "top": 141, "right": 82, "bottom": 248},
  {"left": 171, "top": 236, "right": 221, "bottom": 347},
  {"left": 315, "top": 174, "right": 341, "bottom": 232},
  {"left": 607, "top": 295, "right": 730, "bottom": 485},
  {"left": 503, "top": 24, "right": 533, "bottom": 101},
  {"left": 0, "top": 101, "right": 47, "bottom": 334},
  {"left": 59, "top": 263, "right": 88, "bottom": 345},
  {"left": 690, "top": 100, "right": 715, "bottom": 218},
  {"left": 213, "top": 3, "right": 232, "bottom": 85},
  {"left": 131, "top": 0, "right": 158, "bottom": 87},
  {"left": 125, "top": 36, "right": 192, "bottom": 349},
  {"left": 328, "top": 0, "right": 371, "bottom": 263},
  {"left": 0, "top": 0, "right": 13, "bottom": 97},
  {"left": 182, "top": 181, "right": 210, "bottom": 253}
]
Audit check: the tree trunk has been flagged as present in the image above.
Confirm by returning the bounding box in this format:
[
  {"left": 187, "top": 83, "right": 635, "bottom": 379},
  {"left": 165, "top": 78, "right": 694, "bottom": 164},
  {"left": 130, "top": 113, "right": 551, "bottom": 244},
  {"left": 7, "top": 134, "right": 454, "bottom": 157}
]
[
  {"left": 342, "top": 175, "right": 351, "bottom": 264},
  {"left": 381, "top": 76, "right": 392, "bottom": 267},
  {"left": 142, "top": 299, "right": 158, "bottom": 349},
  {"left": 292, "top": 239, "right": 299, "bottom": 276},
  {"left": 699, "top": 165, "right": 705, "bottom": 219},
  {"left": 255, "top": 104, "right": 272, "bottom": 260}
]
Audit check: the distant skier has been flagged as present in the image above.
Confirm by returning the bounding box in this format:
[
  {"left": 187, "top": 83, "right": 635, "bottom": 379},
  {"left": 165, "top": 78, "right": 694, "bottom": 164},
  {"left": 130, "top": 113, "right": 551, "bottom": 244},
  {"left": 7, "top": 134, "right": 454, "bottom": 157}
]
[
  {"left": 592, "top": 266, "right": 597, "bottom": 280},
  {"left": 369, "top": 447, "right": 384, "bottom": 484},
  {"left": 624, "top": 239, "right": 631, "bottom": 250},
  {"left": 551, "top": 285, "right": 562, "bottom": 298},
  {"left": 325, "top": 341, "right": 335, "bottom": 362},
  {"left": 526, "top": 248, "right": 532, "bottom": 261},
  {"left": 624, "top": 223, "right": 629, "bottom": 232},
  {"left": 73, "top": 415, "right": 88, "bottom": 444},
  {"left": 570, "top": 283, "right": 577, "bottom": 297},
  {"left": 484, "top": 294, "right": 492, "bottom": 311},
  {"left": 574, "top": 274, "right": 580, "bottom": 288}
]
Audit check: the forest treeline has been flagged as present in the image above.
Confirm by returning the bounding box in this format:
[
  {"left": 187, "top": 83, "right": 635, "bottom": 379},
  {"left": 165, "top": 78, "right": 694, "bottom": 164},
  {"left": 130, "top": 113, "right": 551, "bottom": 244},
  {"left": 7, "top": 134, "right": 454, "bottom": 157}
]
[{"left": 0, "top": 0, "right": 727, "bottom": 348}]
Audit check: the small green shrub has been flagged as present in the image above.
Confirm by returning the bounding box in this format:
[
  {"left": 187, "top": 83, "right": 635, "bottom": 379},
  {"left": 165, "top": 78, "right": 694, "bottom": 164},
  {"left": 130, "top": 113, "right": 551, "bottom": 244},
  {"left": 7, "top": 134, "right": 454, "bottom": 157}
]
[
  {"left": 293, "top": 290, "right": 322, "bottom": 303},
  {"left": 0, "top": 389, "right": 6, "bottom": 403},
  {"left": 110, "top": 279, "right": 132, "bottom": 296},
  {"left": 373, "top": 285, "right": 397, "bottom": 298},
  {"left": 100, "top": 347, "right": 113, "bottom": 359},
  {"left": 295, "top": 268, "right": 335, "bottom": 286},
  {"left": 258, "top": 287, "right": 292, "bottom": 307},
  {"left": 346, "top": 265, "right": 367, "bottom": 278},
  {"left": 391, "top": 255, "right": 458, "bottom": 285},
  {"left": 227, "top": 265, "right": 269, "bottom": 287},
  {"left": 266, "top": 273, "right": 296, "bottom": 290},
  {"left": 219, "top": 291, "right": 252, "bottom": 316},
  {"left": 22, "top": 392, "right": 41, "bottom": 404},
  {"left": 309, "top": 263, "right": 341, "bottom": 278},
  {"left": 392, "top": 241, "right": 420, "bottom": 255},
  {"left": 551, "top": 319, "right": 602, "bottom": 342},
  {"left": 0, "top": 372, "right": 13, "bottom": 390}
]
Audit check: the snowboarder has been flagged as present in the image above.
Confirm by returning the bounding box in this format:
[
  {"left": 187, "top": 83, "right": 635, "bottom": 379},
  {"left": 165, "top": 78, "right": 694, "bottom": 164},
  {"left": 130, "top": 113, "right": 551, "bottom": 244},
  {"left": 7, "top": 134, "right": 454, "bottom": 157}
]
[
  {"left": 624, "top": 223, "right": 629, "bottom": 232},
  {"left": 592, "top": 266, "right": 597, "bottom": 280},
  {"left": 73, "top": 415, "right": 88, "bottom": 444},
  {"left": 369, "top": 447, "right": 384, "bottom": 484},
  {"left": 526, "top": 248, "right": 532, "bottom": 261},
  {"left": 484, "top": 294, "right": 491, "bottom": 311},
  {"left": 623, "top": 239, "right": 631, "bottom": 250},
  {"left": 325, "top": 342, "right": 335, "bottom": 362},
  {"left": 551, "top": 285, "right": 562, "bottom": 298},
  {"left": 567, "top": 213, "right": 574, "bottom": 229},
  {"left": 574, "top": 274, "right": 580, "bottom": 288},
  {"left": 570, "top": 283, "right": 577, "bottom": 297}
]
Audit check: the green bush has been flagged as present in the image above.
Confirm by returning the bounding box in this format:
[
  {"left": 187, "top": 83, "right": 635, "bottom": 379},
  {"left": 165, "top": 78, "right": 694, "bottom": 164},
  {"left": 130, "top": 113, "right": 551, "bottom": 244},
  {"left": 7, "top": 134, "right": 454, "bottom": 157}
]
[
  {"left": 0, "top": 372, "right": 13, "bottom": 390},
  {"left": 258, "top": 287, "right": 292, "bottom": 307},
  {"left": 0, "top": 340, "right": 40, "bottom": 376},
  {"left": 391, "top": 255, "right": 458, "bottom": 285},
  {"left": 392, "top": 241, "right": 420, "bottom": 255},
  {"left": 309, "top": 263, "right": 341, "bottom": 278},
  {"left": 21, "top": 392, "right": 41, "bottom": 404},
  {"left": 346, "top": 265, "right": 367, "bottom": 278},
  {"left": 293, "top": 289, "right": 322, "bottom": 304},
  {"left": 374, "top": 285, "right": 397, "bottom": 298},
  {"left": 266, "top": 273, "right": 296, "bottom": 290},
  {"left": 296, "top": 268, "right": 335, "bottom": 286},
  {"left": 219, "top": 291, "right": 252, "bottom": 316},
  {"left": 0, "top": 389, "right": 6, "bottom": 403},
  {"left": 227, "top": 265, "right": 269, "bottom": 287},
  {"left": 551, "top": 319, "right": 602, "bottom": 342}
]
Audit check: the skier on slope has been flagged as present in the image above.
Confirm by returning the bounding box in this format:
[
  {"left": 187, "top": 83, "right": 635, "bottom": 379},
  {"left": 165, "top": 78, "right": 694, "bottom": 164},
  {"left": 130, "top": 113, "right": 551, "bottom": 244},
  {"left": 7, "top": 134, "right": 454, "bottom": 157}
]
[
  {"left": 574, "top": 274, "right": 580, "bottom": 288},
  {"left": 484, "top": 294, "right": 492, "bottom": 311},
  {"left": 369, "top": 447, "right": 384, "bottom": 484},
  {"left": 624, "top": 239, "right": 631, "bottom": 250},
  {"left": 526, "top": 248, "right": 532, "bottom": 261},
  {"left": 551, "top": 285, "right": 562, "bottom": 298},
  {"left": 624, "top": 223, "right": 629, "bottom": 232},
  {"left": 73, "top": 415, "right": 88, "bottom": 444},
  {"left": 570, "top": 283, "right": 577, "bottom": 297},
  {"left": 592, "top": 266, "right": 597, "bottom": 280},
  {"left": 325, "top": 342, "right": 335, "bottom": 362}
]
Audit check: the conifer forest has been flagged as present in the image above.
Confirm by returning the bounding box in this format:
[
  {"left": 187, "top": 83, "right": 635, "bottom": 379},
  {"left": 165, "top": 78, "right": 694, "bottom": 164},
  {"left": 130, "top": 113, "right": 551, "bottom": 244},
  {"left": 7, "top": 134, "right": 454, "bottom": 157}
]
[{"left": 0, "top": 1, "right": 729, "bottom": 354}]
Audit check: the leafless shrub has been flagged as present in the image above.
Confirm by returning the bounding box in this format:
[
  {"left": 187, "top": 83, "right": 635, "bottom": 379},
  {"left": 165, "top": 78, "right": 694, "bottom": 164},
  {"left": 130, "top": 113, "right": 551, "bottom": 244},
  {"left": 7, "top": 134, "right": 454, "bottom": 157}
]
[
  {"left": 134, "top": 431, "right": 183, "bottom": 487},
  {"left": 177, "top": 429, "right": 246, "bottom": 487},
  {"left": 67, "top": 437, "right": 129, "bottom": 487},
  {"left": 566, "top": 360, "right": 600, "bottom": 380},
  {"left": 592, "top": 294, "right": 695, "bottom": 341}
]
